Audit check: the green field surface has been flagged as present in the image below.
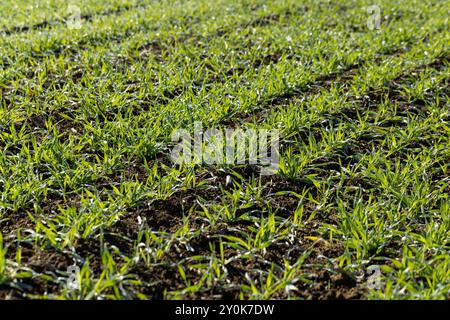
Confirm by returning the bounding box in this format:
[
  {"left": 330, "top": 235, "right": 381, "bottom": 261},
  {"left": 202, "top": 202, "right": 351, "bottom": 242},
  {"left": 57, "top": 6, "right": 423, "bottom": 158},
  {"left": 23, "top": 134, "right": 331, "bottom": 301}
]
[{"left": 0, "top": 0, "right": 449, "bottom": 300}]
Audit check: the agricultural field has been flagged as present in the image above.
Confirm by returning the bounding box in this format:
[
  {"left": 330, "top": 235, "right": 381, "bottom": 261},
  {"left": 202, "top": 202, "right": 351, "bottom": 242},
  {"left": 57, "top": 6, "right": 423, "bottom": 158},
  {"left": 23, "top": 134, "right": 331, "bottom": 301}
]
[{"left": 0, "top": 0, "right": 449, "bottom": 300}]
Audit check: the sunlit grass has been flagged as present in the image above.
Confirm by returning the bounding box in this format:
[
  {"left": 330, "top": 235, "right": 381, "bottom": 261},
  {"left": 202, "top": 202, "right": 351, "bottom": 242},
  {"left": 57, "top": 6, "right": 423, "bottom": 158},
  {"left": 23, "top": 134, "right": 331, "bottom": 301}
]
[{"left": 0, "top": 0, "right": 449, "bottom": 300}]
